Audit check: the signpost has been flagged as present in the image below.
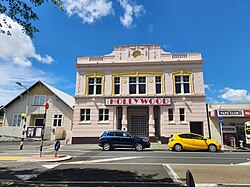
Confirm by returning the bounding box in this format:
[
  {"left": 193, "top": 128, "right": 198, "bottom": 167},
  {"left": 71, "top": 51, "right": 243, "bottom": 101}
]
[
  {"left": 40, "top": 102, "right": 49, "bottom": 157},
  {"left": 54, "top": 140, "right": 60, "bottom": 157},
  {"left": 218, "top": 116, "right": 224, "bottom": 150}
]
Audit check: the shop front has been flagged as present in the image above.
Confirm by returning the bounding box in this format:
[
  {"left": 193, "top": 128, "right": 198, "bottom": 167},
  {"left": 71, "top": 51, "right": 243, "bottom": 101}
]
[{"left": 208, "top": 104, "right": 250, "bottom": 147}]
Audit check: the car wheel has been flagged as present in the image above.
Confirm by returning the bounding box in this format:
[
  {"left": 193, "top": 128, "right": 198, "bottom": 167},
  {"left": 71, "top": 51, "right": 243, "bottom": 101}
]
[
  {"left": 135, "top": 143, "right": 143, "bottom": 151},
  {"left": 103, "top": 142, "right": 111, "bottom": 151},
  {"left": 208, "top": 144, "right": 217, "bottom": 152},
  {"left": 174, "top": 144, "right": 182, "bottom": 152}
]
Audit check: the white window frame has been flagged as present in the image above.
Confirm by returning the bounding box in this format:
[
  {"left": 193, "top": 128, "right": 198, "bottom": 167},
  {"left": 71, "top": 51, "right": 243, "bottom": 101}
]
[
  {"left": 168, "top": 108, "right": 174, "bottom": 122},
  {"left": 33, "top": 95, "right": 46, "bottom": 105},
  {"left": 99, "top": 109, "right": 109, "bottom": 122},
  {"left": 155, "top": 76, "right": 162, "bottom": 94},
  {"left": 12, "top": 114, "right": 22, "bottom": 127},
  {"left": 179, "top": 108, "right": 186, "bottom": 122},
  {"left": 114, "top": 77, "right": 120, "bottom": 95},
  {"left": 53, "top": 114, "right": 63, "bottom": 127},
  {"left": 129, "top": 77, "right": 147, "bottom": 95},
  {"left": 88, "top": 77, "right": 102, "bottom": 95},
  {"left": 175, "top": 75, "right": 190, "bottom": 94},
  {"left": 80, "top": 109, "right": 91, "bottom": 122}
]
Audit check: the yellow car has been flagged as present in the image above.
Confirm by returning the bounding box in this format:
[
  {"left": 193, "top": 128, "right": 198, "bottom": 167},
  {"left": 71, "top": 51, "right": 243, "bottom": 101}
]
[{"left": 168, "top": 133, "right": 221, "bottom": 152}]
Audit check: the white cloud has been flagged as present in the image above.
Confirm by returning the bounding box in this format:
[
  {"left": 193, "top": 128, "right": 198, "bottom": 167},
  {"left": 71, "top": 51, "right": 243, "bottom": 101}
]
[
  {"left": 0, "top": 63, "right": 60, "bottom": 106},
  {"left": 219, "top": 87, "right": 250, "bottom": 103},
  {"left": 0, "top": 14, "right": 54, "bottom": 67},
  {"left": 62, "top": 0, "right": 113, "bottom": 24},
  {"left": 119, "top": 0, "right": 144, "bottom": 28}
]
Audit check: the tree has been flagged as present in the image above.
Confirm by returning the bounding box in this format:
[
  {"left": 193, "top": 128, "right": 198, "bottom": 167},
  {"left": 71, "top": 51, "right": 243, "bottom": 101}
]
[{"left": 0, "top": 0, "right": 63, "bottom": 38}]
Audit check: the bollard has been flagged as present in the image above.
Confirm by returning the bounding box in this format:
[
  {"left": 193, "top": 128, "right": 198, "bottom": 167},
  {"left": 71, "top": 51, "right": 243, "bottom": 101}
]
[
  {"left": 239, "top": 140, "right": 244, "bottom": 149},
  {"left": 186, "top": 170, "right": 195, "bottom": 187}
]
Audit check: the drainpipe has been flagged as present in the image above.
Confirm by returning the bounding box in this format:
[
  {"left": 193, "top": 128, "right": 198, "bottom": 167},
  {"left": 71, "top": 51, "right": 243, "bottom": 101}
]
[{"left": 206, "top": 104, "right": 211, "bottom": 139}]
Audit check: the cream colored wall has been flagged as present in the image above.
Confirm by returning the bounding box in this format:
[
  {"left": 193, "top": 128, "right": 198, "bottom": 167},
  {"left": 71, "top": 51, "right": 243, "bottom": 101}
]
[
  {"left": 3, "top": 85, "right": 73, "bottom": 141},
  {"left": 161, "top": 96, "right": 208, "bottom": 137},
  {"left": 73, "top": 98, "right": 114, "bottom": 137}
]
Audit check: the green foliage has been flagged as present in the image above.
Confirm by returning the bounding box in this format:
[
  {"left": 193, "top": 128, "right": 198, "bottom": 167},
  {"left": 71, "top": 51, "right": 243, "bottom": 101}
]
[{"left": 0, "top": 0, "right": 63, "bottom": 38}]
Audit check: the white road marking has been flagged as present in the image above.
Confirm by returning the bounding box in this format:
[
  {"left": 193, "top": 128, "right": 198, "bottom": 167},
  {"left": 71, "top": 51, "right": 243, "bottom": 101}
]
[
  {"left": 15, "top": 174, "right": 39, "bottom": 181},
  {"left": 163, "top": 164, "right": 183, "bottom": 184},
  {"left": 236, "top": 161, "right": 250, "bottom": 165},
  {"left": 88, "top": 156, "right": 140, "bottom": 163},
  {"left": 42, "top": 164, "right": 60, "bottom": 169}
]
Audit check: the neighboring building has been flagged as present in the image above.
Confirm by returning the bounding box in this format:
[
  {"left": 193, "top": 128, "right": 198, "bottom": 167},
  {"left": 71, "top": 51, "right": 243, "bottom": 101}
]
[
  {"left": 0, "top": 117, "right": 3, "bottom": 127},
  {"left": 1, "top": 81, "right": 74, "bottom": 143},
  {"left": 208, "top": 103, "right": 250, "bottom": 146},
  {"left": 71, "top": 44, "right": 208, "bottom": 144}
]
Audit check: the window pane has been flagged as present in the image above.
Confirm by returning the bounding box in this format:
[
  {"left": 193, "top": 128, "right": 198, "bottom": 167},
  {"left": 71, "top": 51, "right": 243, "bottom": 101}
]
[
  {"left": 100, "top": 109, "right": 103, "bottom": 114},
  {"left": 96, "top": 85, "right": 102, "bottom": 94},
  {"left": 156, "top": 84, "right": 161, "bottom": 94},
  {"left": 53, "top": 120, "right": 57, "bottom": 126},
  {"left": 175, "top": 84, "right": 181, "bottom": 94},
  {"left": 86, "top": 109, "right": 90, "bottom": 114},
  {"left": 180, "top": 108, "right": 185, "bottom": 114},
  {"left": 34, "top": 96, "right": 39, "bottom": 105},
  {"left": 180, "top": 115, "right": 185, "bottom": 121},
  {"left": 80, "top": 115, "right": 85, "bottom": 121},
  {"left": 168, "top": 109, "right": 173, "bottom": 115},
  {"left": 105, "top": 109, "right": 109, "bottom": 114},
  {"left": 96, "top": 78, "right": 102, "bottom": 84},
  {"left": 129, "top": 77, "right": 136, "bottom": 83},
  {"left": 105, "top": 115, "right": 109, "bottom": 121},
  {"left": 175, "top": 76, "right": 181, "bottom": 82},
  {"left": 184, "top": 83, "right": 190, "bottom": 93},
  {"left": 115, "top": 85, "right": 120, "bottom": 94},
  {"left": 86, "top": 115, "right": 90, "bottom": 121},
  {"left": 183, "top": 76, "right": 189, "bottom": 82},
  {"left": 88, "top": 78, "right": 94, "bottom": 84},
  {"left": 58, "top": 115, "right": 62, "bottom": 118},
  {"left": 99, "top": 114, "right": 103, "bottom": 121},
  {"left": 17, "top": 116, "right": 22, "bottom": 126},
  {"left": 139, "top": 84, "right": 146, "bottom": 94},
  {"left": 58, "top": 119, "right": 62, "bottom": 126},
  {"left": 54, "top": 115, "right": 58, "bottom": 118},
  {"left": 139, "top": 77, "right": 146, "bottom": 83},
  {"left": 155, "top": 76, "right": 161, "bottom": 83},
  {"left": 40, "top": 96, "right": 46, "bottom": 105},
  {"left": 114, "top": 77, "right": 120, "bottom": 83},
  {"left": 129, "top": 84, "right": 136, "bottom": 94},
  {"left": 88, "top": 85, "right": 94, "bottom": 95}
]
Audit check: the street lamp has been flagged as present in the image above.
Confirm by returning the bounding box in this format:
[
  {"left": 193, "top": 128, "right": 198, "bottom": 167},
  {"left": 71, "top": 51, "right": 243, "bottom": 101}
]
[{"left": 15, "top": 82, "right": 30, "bottom": 150}]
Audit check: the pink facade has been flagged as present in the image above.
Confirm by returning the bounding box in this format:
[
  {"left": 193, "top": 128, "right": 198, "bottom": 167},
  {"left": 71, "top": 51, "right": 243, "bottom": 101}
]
[{"left": 71, "top": 44, "right": 208, "bottom": 144}]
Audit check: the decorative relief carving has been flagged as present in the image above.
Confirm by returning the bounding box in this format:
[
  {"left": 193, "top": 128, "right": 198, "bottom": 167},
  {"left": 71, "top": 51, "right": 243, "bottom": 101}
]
[
  {"left": 122, "top": 78, "right": 127, "bottom": 84},
  {"left": 148, "top": 77, "right": 154, "bottom": 83}
]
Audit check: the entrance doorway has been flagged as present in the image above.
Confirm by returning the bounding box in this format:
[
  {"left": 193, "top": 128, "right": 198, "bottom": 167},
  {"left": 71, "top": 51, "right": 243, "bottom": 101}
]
[
  {"left": 35, "top": 118, "right": 44, "bottom": 127},
  {"left": 190, "top": 122, "right": 203, "bottom": 135},
  {"left": 128, "top": 107, "right": 149, "bottom": 137}
]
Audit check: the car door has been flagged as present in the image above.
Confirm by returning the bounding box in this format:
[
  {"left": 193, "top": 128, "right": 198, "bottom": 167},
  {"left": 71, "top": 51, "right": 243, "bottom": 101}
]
[
  {"left": 114, "top": 132, "right": 133, "bottom": 148},
  {"left": 191, "top": 134, "right": 208, "bottom": 150},
  {"left": 178, "top": 134, "right": 194, "bottom": 150}
]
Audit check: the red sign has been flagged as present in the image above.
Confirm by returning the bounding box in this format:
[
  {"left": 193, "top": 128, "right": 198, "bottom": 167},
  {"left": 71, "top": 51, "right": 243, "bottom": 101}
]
[
  {"left": 105, "top": 97, "right": 171, "bottom": 106},
  {"left": 45, "top": 102, "right": 49, "bottom": 110},
  {"left": 244, "top": 110, "right": 250, "bottom": 117}
]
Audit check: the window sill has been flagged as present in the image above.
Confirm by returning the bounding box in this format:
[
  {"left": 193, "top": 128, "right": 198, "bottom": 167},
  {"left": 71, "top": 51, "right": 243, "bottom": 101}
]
[
  {"left": 168, "top": 122, "right": 176, "bottom": 125},
  {"left": 180, "top": 121, "right": 188, "bottom": 125},
  {"left": 79, "top": 121, "right": 91, "bottom": 125},
  {"left": 98, "top": 121, "right": 110, "bottom": 125}
]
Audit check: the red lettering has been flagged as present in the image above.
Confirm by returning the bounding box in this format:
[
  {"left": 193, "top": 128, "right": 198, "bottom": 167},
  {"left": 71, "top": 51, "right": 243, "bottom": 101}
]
[
  {"left": 149, "top": 98, "right": 155, "bottom": 105},
  {"left": 123, "top": 99, "right": 127, "bottom": 105},
  {"left": 117, "top": 99, "right": 122, "bottom": 105},
  {"left": 140, "top": 98, "right": 148, "bottom": 104},
  {"left": 134, "top": 98, "right": 139, "bottom": 103},
  {"left": 129, "top": 98, "right": 132, "bottom": 105},
  {"left": 109, "top": 99, "right": 113, "bottom": 105},
  {"left": 162, "top": 98, "right": 166, "bottom": 104}
]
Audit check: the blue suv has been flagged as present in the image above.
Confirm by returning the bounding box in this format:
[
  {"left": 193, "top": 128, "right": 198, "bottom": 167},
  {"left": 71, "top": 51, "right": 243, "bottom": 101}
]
[{"left": 98, "top": 130, "right": 151, "bottom": 151}]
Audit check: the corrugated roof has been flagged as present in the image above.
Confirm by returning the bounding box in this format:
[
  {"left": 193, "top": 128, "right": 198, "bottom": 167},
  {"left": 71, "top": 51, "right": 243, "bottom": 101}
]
[{"left": 4, "top": 81, "right": 75, "bottom": 109}]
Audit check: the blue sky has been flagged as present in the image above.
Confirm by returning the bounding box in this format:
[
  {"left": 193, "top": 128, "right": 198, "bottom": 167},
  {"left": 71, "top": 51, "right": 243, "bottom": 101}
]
[{"left": 1, "top": 0, "right": 250, "bottom": 105}]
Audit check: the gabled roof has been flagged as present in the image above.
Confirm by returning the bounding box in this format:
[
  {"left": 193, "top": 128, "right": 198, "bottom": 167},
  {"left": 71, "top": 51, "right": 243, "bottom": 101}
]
[{"left": 4, "top": 81, "right": 75, "bottom": 109}]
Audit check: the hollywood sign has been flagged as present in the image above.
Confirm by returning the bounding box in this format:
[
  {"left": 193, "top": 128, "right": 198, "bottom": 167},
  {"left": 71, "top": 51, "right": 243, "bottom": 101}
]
[{"left": 105, "top": 97, "right": 171, "bottom": 106}]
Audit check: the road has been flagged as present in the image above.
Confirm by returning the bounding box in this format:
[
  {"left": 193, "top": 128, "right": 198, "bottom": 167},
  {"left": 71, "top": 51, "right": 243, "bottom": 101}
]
[{"left": 0, "top": 141, "right": 250, "bottom": 186}]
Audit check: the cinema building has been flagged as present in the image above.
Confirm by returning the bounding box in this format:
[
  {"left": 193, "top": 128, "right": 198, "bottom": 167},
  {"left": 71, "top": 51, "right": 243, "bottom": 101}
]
[{"left": 71, "top": 44, "right": 208, "bottom": 144}]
